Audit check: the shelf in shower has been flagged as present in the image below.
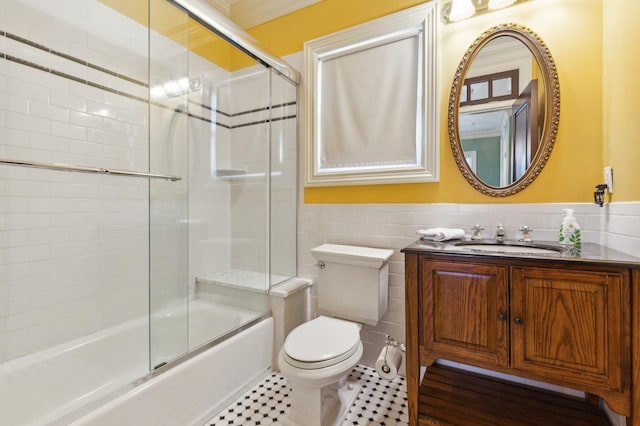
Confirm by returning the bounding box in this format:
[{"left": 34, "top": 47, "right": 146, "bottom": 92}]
[
  {"left": 197, "top": 270, "right": 291, "bottom": 294},
  {"left": 215, "top": 169, "right": 247, "bottom": 178}
]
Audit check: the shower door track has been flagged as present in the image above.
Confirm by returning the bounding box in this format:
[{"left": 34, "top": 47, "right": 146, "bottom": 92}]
[
  {"left": 168, "top": 0, "right": 300, "bottom": 84},
  {"left": 0, "top": 158, "right": 182, "bottom": 181}
]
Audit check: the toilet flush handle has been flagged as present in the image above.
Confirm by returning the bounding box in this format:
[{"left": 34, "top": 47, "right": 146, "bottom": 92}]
[{"left": 315, "top": 261, "right": 325, "bottom": 269}]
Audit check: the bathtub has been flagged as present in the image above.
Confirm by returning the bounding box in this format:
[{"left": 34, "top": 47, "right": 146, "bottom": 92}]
[
  {"left": 0, "top": 300, "right": 271, "bottom": 426},
  {"left": 150, "top": 300, "right": 264, "bottom": 367}
]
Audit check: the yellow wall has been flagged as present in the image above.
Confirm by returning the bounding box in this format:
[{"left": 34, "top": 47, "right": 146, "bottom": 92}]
[
  {"left": 98, "top": 0, "right": 639, "bottom": 203},
  {"left": 603, "top": 0, "right": 640, "bottom": 201},
  {"left": 248, "top": 0, "right": 607, "bottom": 203},
  {"left": 99, "top": 0, "right": 255, "bottom": 71},
  {"left": 247, "top": 0, "right": 427, "bottom": 55},
  {"left": 98, "top": 0, "right": 149, "bottom": 27}
]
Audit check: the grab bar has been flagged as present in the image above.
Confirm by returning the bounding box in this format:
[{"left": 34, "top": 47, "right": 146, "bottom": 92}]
[{"left": 0, "top": 158, "right": 182, "bottom": 181}]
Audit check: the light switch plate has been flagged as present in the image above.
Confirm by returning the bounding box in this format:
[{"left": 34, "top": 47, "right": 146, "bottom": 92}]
[{"left": 604, "top": 166, "right": 614, "bottom": 193}]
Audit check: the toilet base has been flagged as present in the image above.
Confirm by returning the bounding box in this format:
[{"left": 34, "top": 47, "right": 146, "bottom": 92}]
[{"left": 283, "top": 374, "right": 361, "bottom": 426}]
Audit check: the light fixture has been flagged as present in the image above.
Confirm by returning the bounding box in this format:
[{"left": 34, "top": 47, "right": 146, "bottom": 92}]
[
  {"left": 488, "top": 0, "right": 517, "bottom": 9},
  {"left": 442, "top": 0, "right": 534, "bottom": 24},
  {"left": 448, "top": 0, "right": 475, "bottom": 22},
  {"left": 150, "top": 77, "right": 203, "bottom": 100}
]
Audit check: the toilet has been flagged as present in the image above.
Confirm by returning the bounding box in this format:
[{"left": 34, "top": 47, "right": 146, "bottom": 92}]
[{"left": 278, "top": 243, "right": 393, "bottom": 426}]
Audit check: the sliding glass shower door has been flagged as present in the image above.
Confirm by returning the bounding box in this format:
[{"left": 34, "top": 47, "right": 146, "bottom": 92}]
[
  {"left": 148, "top": 0, "right": 298, "bottom": 368},
  {"left": 148, "top": 0, "right": 190, "bottom": 369},
  {"left": 270, "top": 69, "right": 298, "bottom": 287}
]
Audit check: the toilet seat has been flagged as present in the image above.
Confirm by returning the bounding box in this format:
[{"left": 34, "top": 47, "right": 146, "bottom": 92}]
[{"left": 283, "top": 316, "right": 361, "bottom": 370}]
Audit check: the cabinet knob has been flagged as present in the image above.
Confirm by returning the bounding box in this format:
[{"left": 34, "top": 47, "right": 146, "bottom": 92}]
[
  {"left": 514, "top": 317, "right": 523, "bottom": 325},
  {"left": 498, "top": 312, "right": 506, "bottom": 321}
]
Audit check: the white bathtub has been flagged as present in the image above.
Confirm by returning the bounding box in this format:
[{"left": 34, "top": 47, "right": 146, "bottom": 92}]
[
  {"left": 150, "top": 300, "right": 263, "bottom": 367},
  {"left": 0, "top": 300, "right": 270, "bottom": 426},
  {"left": 69, "top": 317, "right": 273, "bottom": 426}
]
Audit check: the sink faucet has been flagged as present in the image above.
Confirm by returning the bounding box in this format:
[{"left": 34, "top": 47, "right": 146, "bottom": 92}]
[
  {"left": 519, "top": 225, "right": 533, "bottom": 243},
  {"left": 471, "top": 225, "right": 484, "bottom": 240},
  {"left": 495, "top": 224, "right": 506, "bottom": 243}
]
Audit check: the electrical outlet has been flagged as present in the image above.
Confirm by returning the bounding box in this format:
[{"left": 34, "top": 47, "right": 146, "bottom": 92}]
[{"left": 604, "top": 166, "right": 614, "bottom": 193}]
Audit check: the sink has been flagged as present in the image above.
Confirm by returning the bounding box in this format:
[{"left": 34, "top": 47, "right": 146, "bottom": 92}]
[{"left": 454, "top": 241, "right": 564, "bottom": 255}]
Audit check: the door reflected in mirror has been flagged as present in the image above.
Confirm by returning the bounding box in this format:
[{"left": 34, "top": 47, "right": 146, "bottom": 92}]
[{"left": 448, "top": 24, "right": 560, "bottom": 197}]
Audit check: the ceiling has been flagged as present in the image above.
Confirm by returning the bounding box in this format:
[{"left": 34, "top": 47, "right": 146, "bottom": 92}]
[
  {"left": 206, "top": 0, "right": 321, "bottom": 29},
  {"left": 459, "top": 109, "right": 511, "bottom": 139}
]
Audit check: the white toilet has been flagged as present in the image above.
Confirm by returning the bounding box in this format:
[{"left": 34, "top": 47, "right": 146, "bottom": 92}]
[{"left": 278, "top": 243, "right": 393, "bottom": 426}]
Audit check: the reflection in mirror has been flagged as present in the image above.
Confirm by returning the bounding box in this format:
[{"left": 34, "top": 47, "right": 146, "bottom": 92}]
[{"left": 448, "top": 24, "right": 560, "bottom": 197}]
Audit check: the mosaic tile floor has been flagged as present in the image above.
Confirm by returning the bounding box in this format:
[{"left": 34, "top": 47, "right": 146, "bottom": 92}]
[{"left": 207, "top": 364, "right": 409, "bottom": 426}]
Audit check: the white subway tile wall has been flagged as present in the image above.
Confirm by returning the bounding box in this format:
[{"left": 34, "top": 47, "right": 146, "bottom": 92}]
[
  {"left": 602, "top": 202, "right": 640, "bottom": 256},
  {"left": 298, "top": 202, "right": 640, "bottom": 367},
  {"left": 0, "top": 0, "right": 154, "bottom": 362},
  {"left": 1, "top": 0, "right": 299, "bottom": 363}
]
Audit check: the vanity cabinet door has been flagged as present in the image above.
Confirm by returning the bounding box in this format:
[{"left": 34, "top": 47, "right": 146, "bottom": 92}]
[
  {"left": 420, "top": 259, "right": 509, "bottom": 367},
  {"left": 510, "top": 266, "right": 629, "bottom": 391}
]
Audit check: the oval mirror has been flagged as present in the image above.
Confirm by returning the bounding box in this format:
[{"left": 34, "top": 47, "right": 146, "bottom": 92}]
[{"left": 448, "top": 23, "right": 560, "bottom": 197}]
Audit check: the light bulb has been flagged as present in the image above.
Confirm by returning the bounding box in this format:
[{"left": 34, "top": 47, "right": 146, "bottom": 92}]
[
  {"left": 150, "top": 85, "right": 166, "bottom": 100},
  {"left": 488, "top": 0, "right": 517, "bottom": 10},
  {"left": 163, "top": 80, "right": 182, "bottom": 98},
  {"left": 448, "top": 0, "right": 475, "bottom": 22}
]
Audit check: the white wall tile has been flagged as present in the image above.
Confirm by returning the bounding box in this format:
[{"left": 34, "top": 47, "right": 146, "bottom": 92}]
[
  {"left": 0, "top": 92, "right": 29, "bottom": 115},
  {"left": 298, "top": 202, "right": 630, "bottom": 369},
  {"left": 5, "top": 213, "right": 49, "bottom": 229},
  {"left": 0, "top": 0, "right": 153, "bottom": 361},
  {"left": 6, "top": 111, "right": 50, "bottom": 134},
  {"left": 83, "top": 100, "right": 117, "bottom": 120},
  {"left": 50, "top": 90, "right": 87, "bottom": 113},
  {"left": 69, "top": 110, "right": 104, "bottom": 129},
  {"left": 68, "top": 139, "right": 103, "bottom": 156},
  {"left": 50, "top": 121, "right": 87, "bottom": 141},
  {"left": 29, "top": 133, "right": 69, "bottom": 153},
  {"left": 0, "top": 196, "right": 29, "bottom": 213},
  {"left": 0, "top": 127, "right": 29, "bottom": 147},
  {"left": 5, "top": 180, "right": 50, "bottom": 197},
  {"left": 4, "top": 74, "right": 51, "bottom": 103},
  {"left": 0, "top": 0, "right": 6, "bottom": 28},
  {"left": 29, "top": 100, "right": 70, "bottom": 123},
  {"left": 5, "top": 244, "right": 49, "bottom": 263}
]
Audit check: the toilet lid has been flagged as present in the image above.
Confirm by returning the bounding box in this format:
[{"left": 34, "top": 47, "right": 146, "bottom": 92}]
[{"left": 284, "top": 316, "right": 360, "bottom": 365}]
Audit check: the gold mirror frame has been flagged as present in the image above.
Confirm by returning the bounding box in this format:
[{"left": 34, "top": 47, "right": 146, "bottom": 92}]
[{"left": 448, "top": 23, "right": 560, "bottom": 197}]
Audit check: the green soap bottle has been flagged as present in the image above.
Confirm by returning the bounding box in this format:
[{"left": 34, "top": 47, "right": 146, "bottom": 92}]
[{"left": 559, "top": 208, "right": 581, "bottom": 246}]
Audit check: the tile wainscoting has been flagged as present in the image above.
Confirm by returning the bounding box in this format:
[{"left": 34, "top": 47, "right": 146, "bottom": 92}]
[{"left": 298, "top": 201, "right": 640, "bottom": 369}]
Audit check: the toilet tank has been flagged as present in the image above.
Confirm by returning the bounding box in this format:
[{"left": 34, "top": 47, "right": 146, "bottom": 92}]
[{"left": 310, "top": 244, "right": 394, "bottom": 326}]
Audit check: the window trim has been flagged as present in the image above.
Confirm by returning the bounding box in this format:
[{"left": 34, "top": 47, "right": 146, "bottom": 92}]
[{"left": 461, "top": 69, "right": 519, "bottom": 107}]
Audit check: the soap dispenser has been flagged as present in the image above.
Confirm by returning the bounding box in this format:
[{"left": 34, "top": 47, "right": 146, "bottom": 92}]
[{"left": 559, "top": 208, "right": 581, "bottom": 246}]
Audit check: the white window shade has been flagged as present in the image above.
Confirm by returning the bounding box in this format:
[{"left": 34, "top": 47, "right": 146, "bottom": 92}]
[
  {"left": 319, "top": 36, "right": 419, "bottom": 171},
  {"left": 304, "top": 2, "right": 439, "bottom": 186}
]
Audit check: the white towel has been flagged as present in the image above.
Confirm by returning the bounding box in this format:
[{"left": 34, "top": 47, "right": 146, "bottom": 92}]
[{"left": 417, "top": 227, "right": 466, "bottom": 242}]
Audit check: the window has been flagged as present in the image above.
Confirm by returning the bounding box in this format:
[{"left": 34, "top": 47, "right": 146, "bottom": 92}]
[
  {"left": 460, "top": 69, "right": 519, "bottom": 106},
  {"left": 304, "top": 3, "right": 439, "bottom": 186}
]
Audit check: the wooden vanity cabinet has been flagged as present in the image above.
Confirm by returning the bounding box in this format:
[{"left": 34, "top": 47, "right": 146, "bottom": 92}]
[{"left": 405, "top": 252, "right": 636, "bottom": 425}]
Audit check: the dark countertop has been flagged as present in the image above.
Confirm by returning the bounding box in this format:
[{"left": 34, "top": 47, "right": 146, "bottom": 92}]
[{"left": 401, "top": 239, "right": 640, "bottom": 268}]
